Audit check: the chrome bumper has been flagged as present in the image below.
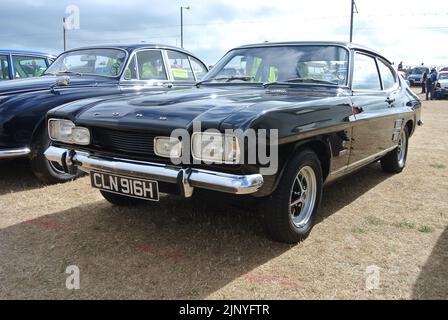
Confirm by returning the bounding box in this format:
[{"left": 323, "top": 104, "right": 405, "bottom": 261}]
[
  {"left": 0, "top": 147, "right": 31, "bottom": 159},
  {"left": 44, "top": 146, "right": 264, "bottom": 197}
]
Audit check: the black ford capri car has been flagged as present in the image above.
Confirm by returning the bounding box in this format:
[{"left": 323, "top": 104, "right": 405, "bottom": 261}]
[
  {"left": 45, "top": 42, "right": 422, "bottom": 243},
  {"left": 0, "top": 44, "right": 207, "bottom": 183}
]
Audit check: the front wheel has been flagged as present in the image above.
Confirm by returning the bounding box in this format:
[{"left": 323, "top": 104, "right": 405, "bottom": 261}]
[
  {"left": 380, "top": 126, "right": 409, "bottom": 173},
  {"left": 261, "top": 149, "right": 323, "bottom": 244}
]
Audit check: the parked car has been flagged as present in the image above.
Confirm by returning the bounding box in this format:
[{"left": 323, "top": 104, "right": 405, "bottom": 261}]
[
  {"left": 407, "top": 66, "right": 430, "bottom": 86},
  {"left": 0, "top": 44, "right": 207, "bottom": 183},
  {"left": 436, "top": 71, "right": 448, "bottom": 89},
  {"left": 0, "top": 49, "right": 55, "bottom": 81},
  {"left": 45, "top": 42, "right": 422, "bottom": 243},
  {"left": 436, "top": 71, "right": 448, "bottom": 97}
]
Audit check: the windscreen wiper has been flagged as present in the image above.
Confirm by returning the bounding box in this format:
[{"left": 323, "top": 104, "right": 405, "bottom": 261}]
[
  {"left": 196, "top": 76, "right": 255, "bottom": 86},
  {"left": 263, "top": 77, "right": 339, "bottom": 87},
  {"left": 57, "top": 71, "right": 83, "bottom": 76}
]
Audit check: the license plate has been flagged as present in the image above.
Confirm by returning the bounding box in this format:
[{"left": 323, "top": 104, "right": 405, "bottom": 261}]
[{"left": 90, "top": 171, "right": 159, "bottom": 201}]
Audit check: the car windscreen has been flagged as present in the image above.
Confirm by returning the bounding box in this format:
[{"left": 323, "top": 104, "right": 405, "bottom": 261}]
[
  {"left": 439, "top": 73, "right": 448, "bottom": 80},
  {"left": 45, "top": 48, "right": 127, "bottom": 77},
  {"left": 411, "top": 67, "right": 427, "bottom": 75},
  {"left": 202, "top": 45, "right": 349, "bottom": 86}
]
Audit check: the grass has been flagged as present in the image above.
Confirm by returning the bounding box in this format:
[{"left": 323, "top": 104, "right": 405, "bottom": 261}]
[
  {"left": 394, "top": 221, "right": 416, "bottom": 229},
  {"left": 365, "top": 216, "right": 386, "bottom": 226},
  {"left": 430, "top": 163, "right": 446, "bottom": 169},
  {"left": 351, "top": 227, "right": 367, "bottom": 234},
  {"left": 418, "top": 225, "right": 434, "bottom": 233}
]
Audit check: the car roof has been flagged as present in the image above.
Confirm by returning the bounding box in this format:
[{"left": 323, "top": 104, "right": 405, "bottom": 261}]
[
  {"left": 68, "top": 43, "right": 197, "bottom": 57},
  {"left": 0, "top": 49, "right": 55, "bottom": 57},
  {"left": 234, "top": 41, "right": 391, "bottom": 64}
]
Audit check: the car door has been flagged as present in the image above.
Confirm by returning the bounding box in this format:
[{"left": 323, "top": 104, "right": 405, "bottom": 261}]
[
  {"left": 348, "top": 52, "right": 397, "bottom": 168},
  {"left": 376, "top": 58, "right": 405, "bottom": 148}
]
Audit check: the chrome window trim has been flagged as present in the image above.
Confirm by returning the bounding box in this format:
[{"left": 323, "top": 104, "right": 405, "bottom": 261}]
[
  {"left": 351, "top": 51, "right": 384, "bottom": 93},
  {"left": 376, "top": 57, "right": 400, "bottom": 93},
  {"left": 165, "top": 49, "right": 196, "bottom": 83},
  {"left": 188, "top": 55, "right": 208, "bottom": 82},
  {"left": 120, "top": 48, "right": 172, "bottom": 83}
]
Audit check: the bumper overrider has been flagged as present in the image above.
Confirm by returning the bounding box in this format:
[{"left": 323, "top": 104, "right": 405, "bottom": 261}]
[{"left": 44, "top": 146, "right": 264, "bottom": 197}]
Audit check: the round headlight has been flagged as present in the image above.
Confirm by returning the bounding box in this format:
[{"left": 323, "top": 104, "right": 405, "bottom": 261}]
[{"left": 191, "top": 132, "right": 240, "bottom": 164}]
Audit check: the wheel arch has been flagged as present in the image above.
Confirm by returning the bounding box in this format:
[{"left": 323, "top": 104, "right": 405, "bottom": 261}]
[
  {"left": 405, "top": 119, "right": 414, "bottom": 137},
  {"left": 255, "top": 136, "right": 332, "bottom": 197}
]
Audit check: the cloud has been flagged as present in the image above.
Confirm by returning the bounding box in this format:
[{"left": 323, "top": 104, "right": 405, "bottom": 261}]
[{"left": 0, "top": 0, "right": 447, "bottom": 66}]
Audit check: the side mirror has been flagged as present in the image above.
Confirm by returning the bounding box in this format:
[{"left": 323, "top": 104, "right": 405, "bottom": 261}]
[{"left": 56, "top": 76, "right": 70, "bottom": 86}]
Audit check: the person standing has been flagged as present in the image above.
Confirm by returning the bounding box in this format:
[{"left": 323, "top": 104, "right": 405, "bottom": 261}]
[
  {"left": 430, "top": 68, "right": 438, "bottom": 100},
  {"left": 421, "top": 70, "right": 428, "bottom": 94},
  {"left": 426, "top": 69, "right": 437, "bottom": 101}
]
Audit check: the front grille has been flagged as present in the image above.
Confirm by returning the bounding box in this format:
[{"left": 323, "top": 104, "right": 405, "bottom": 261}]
[{"left": 91, "top": 127, "right": 157, "bottom": 157}]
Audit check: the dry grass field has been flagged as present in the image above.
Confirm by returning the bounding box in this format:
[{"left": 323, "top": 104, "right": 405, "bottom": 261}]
[{"left": 0, "top": 92, "right": 447, "bottom": 299}]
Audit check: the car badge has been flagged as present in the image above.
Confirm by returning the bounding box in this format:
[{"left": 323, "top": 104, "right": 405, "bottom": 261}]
[
  {"left": 159, "top": 116, "right": 167, "bottom": 121},
  {"left": 112, "top": 112, "right": 120, "bottom": 117},
  {"left": 136, "top": 114, "right": 143, "bottom": 118}
]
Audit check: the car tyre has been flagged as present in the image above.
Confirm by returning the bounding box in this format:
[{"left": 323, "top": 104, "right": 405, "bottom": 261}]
[
  {"left": 380, "top": 126, "right": 409, "bottom": 174},
  {"left": 30, "top": 126, "right": 81, "bottom": 184},
  {"left": 261, "top": 149, "right": 323, "bottom": 244},
  {"left": 100, "top": 190, "right": 147, "bottom": 206}
]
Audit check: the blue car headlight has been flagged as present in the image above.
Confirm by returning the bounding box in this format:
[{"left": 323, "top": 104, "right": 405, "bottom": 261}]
[{"left": 48, "top": 119, "right": 90, "bottom": 145}]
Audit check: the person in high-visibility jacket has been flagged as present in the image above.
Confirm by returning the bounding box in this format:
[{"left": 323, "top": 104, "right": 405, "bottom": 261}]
[
  {"left": 246, "top": 56, "right": 277, "bottom": 82},
  {"left": 141, "top": 62, "right": 158, "bottom": 79}
]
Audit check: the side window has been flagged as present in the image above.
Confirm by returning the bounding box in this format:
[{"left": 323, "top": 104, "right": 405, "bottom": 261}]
[
  {"left": 123, "top": 55, "right": 138, "bottom": 80},
  {"left": 189, "top": 57, "right": 207, "bottom": 80},
  {"left": 12, "top": 55, "right": 48, "bottom": 78},
  {"left": 0, "top": 55, "right": 9, "bottom": 80},
  {"left": 167, "top": 51, "right": 195, "bottom": 81},
  {"left": 378, "top": 59, "right": 397, "bottom": 90},
  {"left": 352, "top": 53, "right": 381, "bottom": 90},
  {"left": 136, "top": 50, "right": 167, "bottom": 80}
]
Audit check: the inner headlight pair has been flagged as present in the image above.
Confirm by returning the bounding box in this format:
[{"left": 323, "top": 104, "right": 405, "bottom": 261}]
[
  {"left": 154, "top": 133, "right": 240, "bottom": 164},
  {"left": 192, "top": 132, "right": 240, "bottom": 164},
  {"left": 48, "top": 119, "right": 90, "bottom": 145}
]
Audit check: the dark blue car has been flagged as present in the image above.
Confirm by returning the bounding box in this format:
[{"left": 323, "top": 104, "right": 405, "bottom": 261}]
[
  {"left": 0, "top": 49, "right": 55, "bottom": 81},
  {"left": 0, "top": 44, "right": 208, "bottom": 183}
]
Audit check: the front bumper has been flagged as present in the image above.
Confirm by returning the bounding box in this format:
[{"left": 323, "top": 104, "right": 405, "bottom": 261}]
[
  {"left": 0, "top": 147, "right": 31, "bottom": 159},
  {"left": 44, "top": 146, "right": 264, "bottom": 197}
]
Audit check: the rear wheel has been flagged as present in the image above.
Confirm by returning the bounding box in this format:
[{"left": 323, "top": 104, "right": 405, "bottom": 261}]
[
  {"left": 30, "top": 126, "right": 81, "bottom": 184},
  {"left": 100, "top": 190, "right": 147, "bottom": 206},
  {"left": 380, "top": 126, "right": 409, "bottom": 173},
  {"left": 261, "top": 149, "right": 323, "bottom": 244}
]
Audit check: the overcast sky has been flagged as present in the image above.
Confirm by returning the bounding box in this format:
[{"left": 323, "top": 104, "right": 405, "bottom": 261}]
[{"left": 0, "top": 0, "right": 447, "bottom": 66}]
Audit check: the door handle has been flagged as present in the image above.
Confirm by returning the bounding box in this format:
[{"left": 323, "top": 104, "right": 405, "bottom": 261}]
[{"left": 385, "top": 97, "right": 395, "bottom": 104}]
